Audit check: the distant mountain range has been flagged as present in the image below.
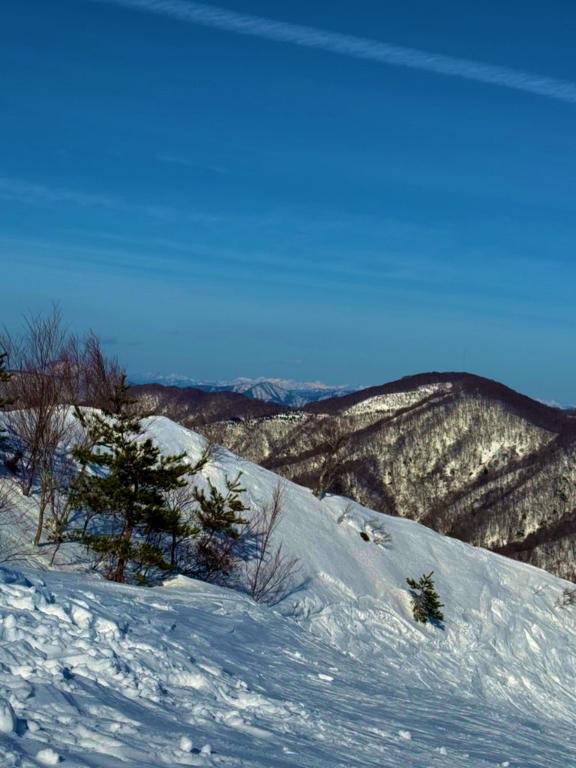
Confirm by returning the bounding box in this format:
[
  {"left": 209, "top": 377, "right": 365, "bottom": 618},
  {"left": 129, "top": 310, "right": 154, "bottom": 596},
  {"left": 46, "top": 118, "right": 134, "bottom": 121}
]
[
  {"left": 131, "top": 375, "right": 354, "bottom": 407},
  {"left": 133, "top": 372, "right": 575, "bottom": 582}
]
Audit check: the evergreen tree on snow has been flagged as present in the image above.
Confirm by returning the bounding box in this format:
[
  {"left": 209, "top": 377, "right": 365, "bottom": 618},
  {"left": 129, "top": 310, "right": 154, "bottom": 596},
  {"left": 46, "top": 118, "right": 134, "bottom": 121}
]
[
  {"left": 70, "top": 376, "right": 191, "bottom": 583},
  {"left": 185, "top": 474, "right": 249, "bottom": 583},
  {"left": 407, "top": 572, "right": 445, "bottom": 627}
]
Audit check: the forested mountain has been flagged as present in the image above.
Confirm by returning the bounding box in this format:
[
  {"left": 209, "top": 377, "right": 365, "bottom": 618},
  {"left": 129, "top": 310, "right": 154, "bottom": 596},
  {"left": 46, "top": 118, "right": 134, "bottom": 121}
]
[
  {"left": 132, "top": 376, "right": 353, "bottom": 407},
  {"left": 129, "top": 383, "right": 286, "bottom": 425},
  {"left": 200, "top": 372, "right": 576, "bottom": 580}
]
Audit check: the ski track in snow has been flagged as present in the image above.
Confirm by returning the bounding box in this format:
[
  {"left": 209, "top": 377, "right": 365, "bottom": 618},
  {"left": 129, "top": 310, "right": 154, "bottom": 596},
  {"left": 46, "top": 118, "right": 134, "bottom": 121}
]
[{"left": 0, "top": 414, "right": 575, "bottom": 766}]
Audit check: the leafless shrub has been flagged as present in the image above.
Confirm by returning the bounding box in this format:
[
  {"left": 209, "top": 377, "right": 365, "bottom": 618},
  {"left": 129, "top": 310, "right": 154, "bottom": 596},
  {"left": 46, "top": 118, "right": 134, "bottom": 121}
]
[
  {"left": 363, "top": 518, "right": 392, "bottom": 548},
  {"left": 555, "top": 587, "right": 576, "bottom": 608},
  {"left": 336, "top": 500, "right": 355, "bottom": 525},
  {"left": 244, "top": 483, "right": 300, "bottom": 605},
  {"left": 0, "top": 480, "right": 35, "bottom": 564}
]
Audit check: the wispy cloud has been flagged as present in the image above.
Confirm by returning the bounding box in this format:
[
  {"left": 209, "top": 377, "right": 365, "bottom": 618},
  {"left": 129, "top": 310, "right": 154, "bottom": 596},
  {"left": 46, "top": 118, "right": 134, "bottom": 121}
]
[
  {"left": 0, "top": 228, "right": 480, "bottom": 294},
  {"left": 92, "top": 0, "right": 576, "bottom": 105},
  {"left": 0, "top": 176, "right": 217, "bottom": 223},
  {"left": 0, "top": 176, "right": 167, "bottom": 217}
]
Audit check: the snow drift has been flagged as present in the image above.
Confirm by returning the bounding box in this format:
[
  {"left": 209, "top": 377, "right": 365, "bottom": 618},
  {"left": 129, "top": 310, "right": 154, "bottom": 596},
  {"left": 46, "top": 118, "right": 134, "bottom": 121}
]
[{"left": 0, "top": 415, "right": 575, "bottom": 767}]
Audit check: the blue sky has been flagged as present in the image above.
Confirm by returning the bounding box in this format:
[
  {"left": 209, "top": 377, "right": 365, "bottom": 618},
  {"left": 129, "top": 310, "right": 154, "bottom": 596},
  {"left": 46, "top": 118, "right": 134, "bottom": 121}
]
[{"left": 2, "top": 0, "right": 576, "bottom": 401}]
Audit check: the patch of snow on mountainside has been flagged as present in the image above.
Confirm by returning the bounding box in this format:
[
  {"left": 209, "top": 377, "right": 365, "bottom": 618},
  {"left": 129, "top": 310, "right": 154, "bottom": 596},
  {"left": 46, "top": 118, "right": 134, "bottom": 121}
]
[
  {"left": 344, "top": 383, "right": 452, "bottom": 416},
  {"left": 240, "top": 382, "right": 293, "bottom": 404},
  {"left": 0, "top": 414, "right": 575, "bottom": 766},
  {"left": 228, "top": 380, "right": 353, "bottom": 407}
]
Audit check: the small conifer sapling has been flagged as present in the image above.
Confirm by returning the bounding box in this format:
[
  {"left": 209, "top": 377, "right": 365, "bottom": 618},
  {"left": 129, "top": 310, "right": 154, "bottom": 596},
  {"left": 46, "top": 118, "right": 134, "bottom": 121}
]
[{"left": 406, "top": 571, "right": 445, "bottom": 627}]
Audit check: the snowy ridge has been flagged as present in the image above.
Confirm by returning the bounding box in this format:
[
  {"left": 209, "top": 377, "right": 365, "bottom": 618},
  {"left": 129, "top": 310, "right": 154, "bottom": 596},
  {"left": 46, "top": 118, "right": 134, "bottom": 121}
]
[
  {"left": 132, "top": 375, "right": 354, "bottom": 407},
  {"left": 343, "top": 383, "right": 451, "bottom": 416},
  {"left": 0, "top": 415, "right": 575, "bottom": 766}
]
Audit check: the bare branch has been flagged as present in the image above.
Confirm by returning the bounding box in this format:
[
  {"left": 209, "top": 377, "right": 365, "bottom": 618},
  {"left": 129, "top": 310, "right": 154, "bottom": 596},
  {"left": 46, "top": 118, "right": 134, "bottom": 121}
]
[{"left": 245, "top": 483, "right": 300, "bottom": 605}]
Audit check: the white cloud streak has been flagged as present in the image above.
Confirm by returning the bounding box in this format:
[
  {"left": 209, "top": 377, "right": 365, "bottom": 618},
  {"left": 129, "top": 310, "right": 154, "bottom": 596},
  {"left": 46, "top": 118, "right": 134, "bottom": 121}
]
[
  {"left": 0, "top": 176, "right": 176, "bottom": 218},
  {"left": 91, "top": 0, "right": 576, "bottom": 105},
  {"left": 0, "top": 177, "right": 217, "bottom": 223}
]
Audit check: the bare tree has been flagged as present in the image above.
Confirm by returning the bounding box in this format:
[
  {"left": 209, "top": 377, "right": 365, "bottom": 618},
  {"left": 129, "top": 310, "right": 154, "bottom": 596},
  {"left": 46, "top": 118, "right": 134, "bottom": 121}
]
[
  {"left": 314, "top": 419, "right": 349, "bottom": 498},
  {"left": 80, "top": 332, "right": 123, "bottom": 411},
  {"left": 2, "top": 310, "right": 69, "bottom": 486},
  {"left": 0, "top": 306, "right": 134, "bottom": 559},
  {"left": 49, "top": 330, "right": 123, "bottom": 411},
  {"left": 244, "top": 483, "right": 300, "bottom": 605},
  {"left": 1, "top": 309, "right": 79, "bottom": 547}
]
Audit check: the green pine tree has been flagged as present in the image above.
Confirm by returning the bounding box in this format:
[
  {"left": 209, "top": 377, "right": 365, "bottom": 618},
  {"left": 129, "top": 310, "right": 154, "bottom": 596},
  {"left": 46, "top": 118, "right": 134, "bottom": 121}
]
[
  {"left": 406, "top": 571, "right": 445, "bottom": 627},
  {"left": 188, "top": 474, "right": 249, "bottom": 583},
  {"left": 70, "top": 380, "right": 191, "bottom": 583}
]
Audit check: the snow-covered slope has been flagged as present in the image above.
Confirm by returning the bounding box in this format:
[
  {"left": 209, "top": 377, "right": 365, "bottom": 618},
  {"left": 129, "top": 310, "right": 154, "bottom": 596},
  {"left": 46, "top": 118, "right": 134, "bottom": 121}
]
[
  {"left": 1, "top": 415, "right": 575, "bottom": 767},
  {"left": 342, "top": 382, "right": 451, "bottom": 416}
]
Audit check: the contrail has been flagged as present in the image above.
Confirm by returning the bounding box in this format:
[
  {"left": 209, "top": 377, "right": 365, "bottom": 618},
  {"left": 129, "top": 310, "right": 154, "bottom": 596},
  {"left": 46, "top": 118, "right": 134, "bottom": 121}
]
[{"left": 91, "top": 0, "right": 576, "bottom": 105}]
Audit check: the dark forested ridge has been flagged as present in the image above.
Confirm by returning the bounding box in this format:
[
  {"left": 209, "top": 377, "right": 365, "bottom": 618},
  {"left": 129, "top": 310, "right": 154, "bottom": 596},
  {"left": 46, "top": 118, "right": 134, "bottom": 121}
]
[
  {"left": 196, "top": 372, "right": 576, "bottom": 580},
  {"left": 129, "top": 383, "right": 285, "bottom": 426}
]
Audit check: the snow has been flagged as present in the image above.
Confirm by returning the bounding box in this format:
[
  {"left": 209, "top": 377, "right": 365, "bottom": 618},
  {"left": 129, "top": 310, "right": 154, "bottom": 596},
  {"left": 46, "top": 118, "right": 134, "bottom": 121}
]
[
  {"left": 0, "top": 414, "right": 575, "bottom": 766},
  {"left": 0, "top": 701, "right": 17, "bottom": 735},
  {"left": 133, "top": 375, "right": 353, "bottom": 406},
  {"left": 343, "top": 383, "right": 450, "bottom": 416},
  {"left": 35, "top": 748, "right": 61, "bottom": 765}
]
